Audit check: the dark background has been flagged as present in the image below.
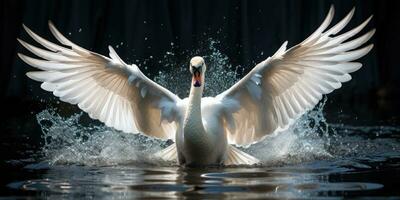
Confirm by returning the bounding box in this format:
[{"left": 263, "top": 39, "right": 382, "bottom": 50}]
[
  {"left": 1, "top": 1, "right": 400, "bottom": 197},
  {"left": 0, "top": 0, "right": 399, "bottom": 153}
]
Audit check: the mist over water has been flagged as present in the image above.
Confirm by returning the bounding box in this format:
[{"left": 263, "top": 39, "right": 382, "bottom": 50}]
[{"left": 35, "top": 40, "right": 400, "bottom": 167}]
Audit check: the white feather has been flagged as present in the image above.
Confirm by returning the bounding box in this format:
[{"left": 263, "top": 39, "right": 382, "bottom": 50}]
[
  {"left": 20, "top": 21, "right": 180, "bottom": 140},
  {"left": 216, "top": 6, "right": 374, "bottom": 145}
]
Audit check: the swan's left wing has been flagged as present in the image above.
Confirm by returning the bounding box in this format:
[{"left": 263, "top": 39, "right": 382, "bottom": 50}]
[
  {"left": 215, "top": 6, "right": 374, "bottom": 145},
  {"left": 18, "top": 21, "right": 181, "bottom": 140}
]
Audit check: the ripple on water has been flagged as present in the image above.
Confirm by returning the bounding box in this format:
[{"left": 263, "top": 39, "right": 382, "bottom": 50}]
[{"left": 7, "top": 164, "right": 388, "bottom": 199}]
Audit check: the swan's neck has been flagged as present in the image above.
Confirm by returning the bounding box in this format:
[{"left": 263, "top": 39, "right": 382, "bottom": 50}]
[{"left": 183, "top": 79, "right": 205, "bottom": 137}]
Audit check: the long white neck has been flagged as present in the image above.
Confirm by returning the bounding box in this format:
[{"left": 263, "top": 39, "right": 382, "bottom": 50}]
[{"left": 183, "top": 78, "right": 206, "bottom": 138}]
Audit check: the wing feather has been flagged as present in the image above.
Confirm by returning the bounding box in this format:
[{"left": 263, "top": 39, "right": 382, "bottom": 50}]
[
  {"left": 19, "top": 21, "right": 181, "bottom": 140},
  {"left": 216, "top": 6, "right": 374, "bottom": 145}
]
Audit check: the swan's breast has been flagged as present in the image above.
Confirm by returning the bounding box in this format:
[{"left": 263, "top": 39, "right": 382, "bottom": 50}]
[{"left": 200, "top": 97, "right": 225, "bottom": 136}]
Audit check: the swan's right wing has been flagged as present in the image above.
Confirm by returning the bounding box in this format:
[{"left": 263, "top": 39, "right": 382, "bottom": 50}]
[
  {"left": 215, "top": 6, "right": 374, "bottom": 145},
  {"left": 19, "top": 21, "right": 181, "bottom": 140}
]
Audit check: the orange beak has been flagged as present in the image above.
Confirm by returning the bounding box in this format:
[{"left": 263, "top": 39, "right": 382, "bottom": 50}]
[{"left": 193, "top": 71, "right": 202, "bottom": 87}]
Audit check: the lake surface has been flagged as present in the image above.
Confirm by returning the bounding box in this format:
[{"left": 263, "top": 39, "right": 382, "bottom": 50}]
[{"left": 3, "top": 159, "right": 400, "bottom": 199}]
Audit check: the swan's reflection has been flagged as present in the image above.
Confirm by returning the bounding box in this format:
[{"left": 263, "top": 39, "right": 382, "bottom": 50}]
[{"left": 98, "top": 165, "right": 335, "bottom": 199}]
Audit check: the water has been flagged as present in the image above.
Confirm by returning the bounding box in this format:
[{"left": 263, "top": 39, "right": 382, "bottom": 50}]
[
  {"left": 3, "top": 162, "right": 395, "bottom": 199},
  {"left": 2, "top": 40, "right": 400, "bottom": 199}
]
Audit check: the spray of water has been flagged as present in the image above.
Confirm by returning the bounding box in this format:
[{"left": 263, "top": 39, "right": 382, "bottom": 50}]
[
  {"left": 36, "top": 40, "right": 400, "bottom": 166},
  {"left": 37, "top": 109, "right": 173, "bottom": 166}
]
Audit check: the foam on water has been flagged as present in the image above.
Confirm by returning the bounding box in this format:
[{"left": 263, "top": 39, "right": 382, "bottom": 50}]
[{"left": 36, "top": 40, "right": 400, "bottom": 167}]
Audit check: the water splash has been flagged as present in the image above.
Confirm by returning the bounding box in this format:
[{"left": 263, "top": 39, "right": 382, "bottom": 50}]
[
  {"left": 37, "top": 99, "right": 400, "bottom": 167},
  {"left": 35, "top": 39, "right": 400, "bottom": 167},
  {"left": 247, "top": 97, "right": 400, "bottom": 165},
  {"left": 37, "top": 109, "right": 172, "bottom": 166},
  {"left": 247, "top": 97, "right": 338, "bottom": 165}
]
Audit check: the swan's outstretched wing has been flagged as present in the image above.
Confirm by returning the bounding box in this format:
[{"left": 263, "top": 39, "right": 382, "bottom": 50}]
[
  {"left": 216, "top": 6, "right": 374, "bottom": 145},
  {"left": 19, "top": 21, "right": 181, "bottom": 140}
]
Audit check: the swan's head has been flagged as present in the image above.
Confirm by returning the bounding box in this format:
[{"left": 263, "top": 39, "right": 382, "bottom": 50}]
[{"left": 189, "top": 56, "right": 206, "bottom": 88}]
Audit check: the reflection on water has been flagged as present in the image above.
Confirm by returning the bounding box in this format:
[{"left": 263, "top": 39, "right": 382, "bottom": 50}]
[{"left": 7, "top": 158, "right": 396, "bottom": 199}]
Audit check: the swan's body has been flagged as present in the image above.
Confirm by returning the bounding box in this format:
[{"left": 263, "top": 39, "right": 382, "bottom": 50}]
[
  {"left": 175, "top": 57, "right": 236, "bottom": 165},
  {"left": 18, "top": 6, "right": 374, "bottom": 166}
]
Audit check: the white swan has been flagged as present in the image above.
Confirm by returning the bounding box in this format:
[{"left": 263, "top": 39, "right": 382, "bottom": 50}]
[{"left": 18, "top": 6, "right": 374, "bottom": 166}]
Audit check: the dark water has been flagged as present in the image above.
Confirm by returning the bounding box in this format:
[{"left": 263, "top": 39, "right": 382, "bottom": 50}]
[{"left": 3, "top": 159, "right": 400, "bottom": 199}]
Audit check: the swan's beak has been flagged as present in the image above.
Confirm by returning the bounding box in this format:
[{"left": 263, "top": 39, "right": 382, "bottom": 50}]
[{"left": 193, "top": 71, "right": 202, "bottom": 87}]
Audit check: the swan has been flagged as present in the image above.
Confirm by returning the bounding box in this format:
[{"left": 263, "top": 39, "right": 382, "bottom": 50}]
[{"left": 18, "top": 6, "right": 374, "bottom": 166}]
